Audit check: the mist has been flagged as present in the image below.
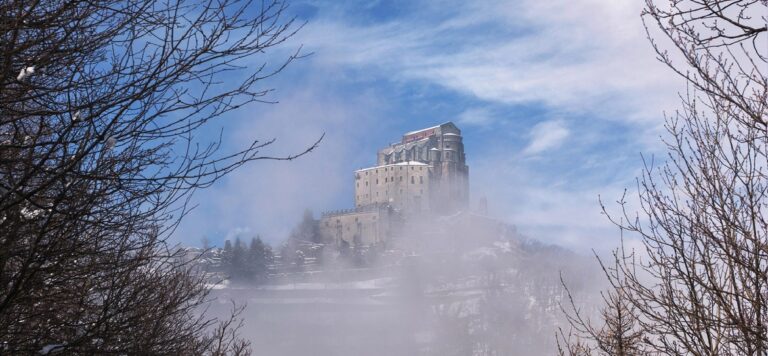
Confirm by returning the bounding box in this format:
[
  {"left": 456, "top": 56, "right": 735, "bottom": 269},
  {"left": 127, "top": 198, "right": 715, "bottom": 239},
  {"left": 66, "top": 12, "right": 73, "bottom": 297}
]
[
  {"left": 187, "top": 199, "right": 607, "bottom": 355},
  {"left": 170, "top": 1, "right": 669, "bottom": 354},
  {"left": 172, "top": 104, "right": 620, "bottom": 355}
]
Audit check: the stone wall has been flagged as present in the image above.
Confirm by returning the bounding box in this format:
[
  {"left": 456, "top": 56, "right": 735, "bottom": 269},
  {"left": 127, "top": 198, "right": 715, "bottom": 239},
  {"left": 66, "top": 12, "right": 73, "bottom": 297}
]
[
  {"left": 354, "top": 162, "right": 431, "bottom": 213},
  {"left": 318, "top": 205, "right": 398, "bottom": 247}
]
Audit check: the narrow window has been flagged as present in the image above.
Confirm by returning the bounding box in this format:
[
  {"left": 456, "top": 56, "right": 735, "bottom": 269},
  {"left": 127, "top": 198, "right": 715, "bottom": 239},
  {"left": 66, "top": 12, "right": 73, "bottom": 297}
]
[
  {"left": 420, "top": 176, "right": 423, "bottom": 184},
  {"left": 411, "top": 176, "right": 415, "bottom": 184}
]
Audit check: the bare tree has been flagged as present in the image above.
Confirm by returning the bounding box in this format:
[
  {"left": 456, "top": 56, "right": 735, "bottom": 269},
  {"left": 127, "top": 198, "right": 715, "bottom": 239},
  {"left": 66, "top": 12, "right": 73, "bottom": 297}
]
[
  {"left": 0, "top": 0, "right": 318, "bottom": 353},
  {"left": 558, "top": 249, "right": 647, "bottom": 356},
  {"left": 560, "top": 1, "right": 766, "bottom": 355}
]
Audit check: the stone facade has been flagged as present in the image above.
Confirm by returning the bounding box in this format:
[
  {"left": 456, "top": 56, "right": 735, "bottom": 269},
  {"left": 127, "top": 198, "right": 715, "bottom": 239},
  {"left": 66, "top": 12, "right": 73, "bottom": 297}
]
[
  {"left": 320, "top": 122, "right": 470, "bottom": 247},
  {"left": 354, "top": 161, "right": 431, "bottom": 213},
  {"left": 318, "top": 204, "right": 400, "bottom": 247}
]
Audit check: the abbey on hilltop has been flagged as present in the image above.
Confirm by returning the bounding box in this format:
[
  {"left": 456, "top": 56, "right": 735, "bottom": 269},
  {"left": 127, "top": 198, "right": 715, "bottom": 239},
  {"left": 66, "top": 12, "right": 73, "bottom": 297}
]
[{"left": 319, "top": 122, "right": 470, "bottom": 248}]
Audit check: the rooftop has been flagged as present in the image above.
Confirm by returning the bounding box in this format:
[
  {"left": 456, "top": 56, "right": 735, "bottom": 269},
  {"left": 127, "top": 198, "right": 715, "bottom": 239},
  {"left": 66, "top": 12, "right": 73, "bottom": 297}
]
[{"left": 356, "top": 161, "right": 430, "bottom": 172}]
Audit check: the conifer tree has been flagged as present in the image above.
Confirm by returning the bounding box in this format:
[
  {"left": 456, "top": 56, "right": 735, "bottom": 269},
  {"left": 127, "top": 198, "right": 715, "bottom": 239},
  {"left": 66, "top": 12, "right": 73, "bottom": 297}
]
[
  {"left": 248, "top": 236, "right": 269, "bottom": 284},
  {"left": 231, "top": 238, "right": 247, "bottom": 281}
]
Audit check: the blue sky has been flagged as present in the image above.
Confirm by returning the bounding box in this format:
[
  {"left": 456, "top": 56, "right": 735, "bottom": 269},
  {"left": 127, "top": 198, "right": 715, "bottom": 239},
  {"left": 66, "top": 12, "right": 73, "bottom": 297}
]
[{"left": 174, "top": 0, "right": 683, "bottom": 252}]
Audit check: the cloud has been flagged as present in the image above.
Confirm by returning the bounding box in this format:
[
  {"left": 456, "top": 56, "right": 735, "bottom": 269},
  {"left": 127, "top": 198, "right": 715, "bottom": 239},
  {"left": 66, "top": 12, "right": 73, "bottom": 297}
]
[
  {"left": 456, "top": 107, "right": 495, "bottom": 127},
  {"left": 174, "top": 86, "right": 384, "bottom": 246},
  {"left": 523, "top": 120, "right": 570, "bottom": 155},
  {"left": 470, "top": 147, "right": 643, "bottom": 253},
  {"left": 298, "top": 0, "right": 680, "bottom": 125}
]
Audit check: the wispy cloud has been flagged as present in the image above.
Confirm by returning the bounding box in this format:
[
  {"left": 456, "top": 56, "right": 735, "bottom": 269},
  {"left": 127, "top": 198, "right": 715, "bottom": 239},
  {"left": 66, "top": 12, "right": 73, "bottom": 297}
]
[
  {"left": 523, "top": 120, "right": 570, "bottom": 155},
  {"left": 456, "top": 107, "right": 496, "bottom": 127},
  {"left": 298, "top": 0, "right": 680, "bottom": 124}
]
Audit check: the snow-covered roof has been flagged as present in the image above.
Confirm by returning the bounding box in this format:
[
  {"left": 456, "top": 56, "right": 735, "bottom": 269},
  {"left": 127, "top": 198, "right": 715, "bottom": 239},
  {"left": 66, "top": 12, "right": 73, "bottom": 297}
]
[
  {"left": 393, "top": 161, "right": 429, "bottom": 166},
  {"left": 356, "top": 161, "right": 430, "bottom": 172},
  {"left": 403, "top": 124, "right": 441, "bottom": 136},
  {"left": 403, "top": 121, "right": 460, "bottom": 136}
]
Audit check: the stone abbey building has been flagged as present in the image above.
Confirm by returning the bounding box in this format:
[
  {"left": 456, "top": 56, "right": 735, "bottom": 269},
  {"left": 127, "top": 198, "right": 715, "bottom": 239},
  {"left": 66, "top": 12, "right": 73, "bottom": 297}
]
[{"left": 319, "top": 122, "right": 469, "bottom": 248}]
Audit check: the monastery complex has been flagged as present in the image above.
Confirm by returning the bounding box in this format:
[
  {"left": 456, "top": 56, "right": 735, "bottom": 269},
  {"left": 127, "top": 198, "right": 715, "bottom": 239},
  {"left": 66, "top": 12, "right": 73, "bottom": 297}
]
[{"left": 319, "top": 122, "right": 471, "bottom": 248}]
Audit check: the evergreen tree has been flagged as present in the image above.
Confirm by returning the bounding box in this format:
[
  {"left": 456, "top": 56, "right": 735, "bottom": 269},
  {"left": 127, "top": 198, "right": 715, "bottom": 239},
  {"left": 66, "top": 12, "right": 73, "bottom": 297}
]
[
  {"left": 221, "top": 239, "right": 234, "bottom": 274},
  {"left": 279, "top": 242, "right": 294, "bottom": 267},
  {"left": 231, "top": 238, "right": 247, "bottom": 281},
  {"left": 290, "top": 209, "right": 321, "bottom": 243},
  {"left": 248, "top": 236, "right": 269, "bottom": 284}
]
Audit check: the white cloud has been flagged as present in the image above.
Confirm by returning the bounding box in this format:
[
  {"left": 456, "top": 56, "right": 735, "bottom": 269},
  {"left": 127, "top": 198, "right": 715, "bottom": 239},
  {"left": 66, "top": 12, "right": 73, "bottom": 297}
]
[
  {"left": 470, "top": 148, "right": 643, "bottom": 253},
  {"left": 174, "top": 88, "right": 383, "bottom": 246},
  {"left": 298, "top": 0, "right": 681, "bottom": 125},
  {"left": 456, "top": 107, "right": 495, "bottom": 127},
  {"left": 523, "top": 120, "right": 570, "bottom": 155}
]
